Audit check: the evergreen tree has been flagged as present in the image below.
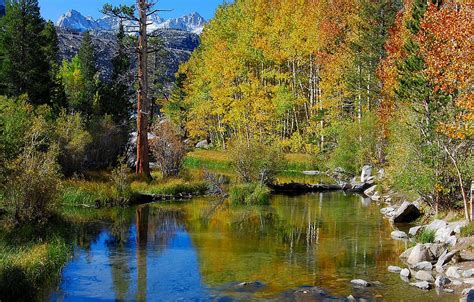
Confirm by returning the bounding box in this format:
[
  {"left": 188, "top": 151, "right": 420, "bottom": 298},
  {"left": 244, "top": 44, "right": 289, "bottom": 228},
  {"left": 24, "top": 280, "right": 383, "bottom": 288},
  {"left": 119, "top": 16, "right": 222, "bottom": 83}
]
[
  {"left": 0, "top": 0, "right": 57, "bottom": 106},
  {"left": 77, "top": 31, "right": 99, "bottom": 117}
]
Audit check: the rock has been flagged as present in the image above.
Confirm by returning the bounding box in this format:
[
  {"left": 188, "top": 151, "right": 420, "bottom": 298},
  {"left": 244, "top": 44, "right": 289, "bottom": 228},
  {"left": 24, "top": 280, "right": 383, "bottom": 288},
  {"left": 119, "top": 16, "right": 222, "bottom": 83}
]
[
  {"left": 446, "top": 266, "right": 461, "bottom": 279},
  {"left": 413, "top": 261, "right": 433, "bottom": 271},
  {"left": 463, "top": 269, "right": 474, "bottom": 278},
  {"left": 364, "top": 185, "right": 380, "bottom": 201},
  {"left": 400, "top": 247, "right": 414, "bottom": 260},
  {"left": 435, "top": 275, "right": 451, "bottom": 288},
  {"left": 351, "top": 279, "right": 370, "bottom": 287},
  {"left": 347, "top": 295, "right": 356, "bottom": 301},
  {"left": 452, "top": 280, "right": 462, "bottom": 286},
  {"left": 392, "top": 201, "right": 421, "bottom": 223},
  {"left": 409, "top": 226, "right": 424, "bottom": 237},
  {"left": 388, "top": 265, "right": 402, "bottom": 273},
  {"left": 195, "top": 139, "right": 210, "bottom": 149},
  {"left": 426, "top": 219, "right": 448, "bottom": 232},
  {"left": 407, "top": 244, "right": 434, "bottom": 265},
  {"left": 443, "top": 288, "right": 454, "bottom": 293},
  {"left": 381, "top": 207, "right": 395, "bottom": 214},
  {"left": 400, "top": 268, "right": 411, "bottom": 278},
  {"left": 463, "top": 278, "right": 474, "bottom": 285},
  {"left": 236, "top": 281, "right": 265, "bottom": 291},
  {"left": 446, "top": 235, "right": 457, "bottom": 246},
  {"left": 415, "top": 270, "right": 434, "bottom": 282},
  {"left": 360, "top": 165, "right": 372, "bottom": 182},
  {"left": 377, "top": 168, "right": 385, "bottom": 180},
  {"left": 462, "top": 287, "right": 474, "bottom": 296},
  {"left": 391, "top": 230, "right": 409, "bottom": 240},
  {"left": 436, "top": 250, "right": 459, "bottom": 272},
  {"left": 435, "top": 226, "right": 455, "bottom": 244},
  {"left": 449, "top": 221, "right": 468, "bottom": 234},
  {"left": 409, "top": 281, "right": 431, "bottom": 290},
  {"left": 428, "top": 243, "right": 447, "bottom": 259},
  {"left": 302, "top": 170, "right": 320, "bottom": 175},
  {"left": 294, "top": 286, "right": 328, "bottom": 297}
]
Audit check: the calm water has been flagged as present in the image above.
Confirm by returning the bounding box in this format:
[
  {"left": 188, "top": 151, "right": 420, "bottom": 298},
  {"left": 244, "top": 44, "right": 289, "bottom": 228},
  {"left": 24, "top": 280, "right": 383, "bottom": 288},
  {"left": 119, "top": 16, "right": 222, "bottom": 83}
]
[{"left": 49, "top": 193, "right": 455, "bottom": 301}]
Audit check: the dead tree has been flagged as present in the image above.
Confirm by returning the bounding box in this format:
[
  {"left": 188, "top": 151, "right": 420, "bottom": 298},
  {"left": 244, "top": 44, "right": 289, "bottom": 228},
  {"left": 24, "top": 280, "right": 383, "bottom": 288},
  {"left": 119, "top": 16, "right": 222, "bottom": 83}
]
[{"left": 103, "top": 1, "right": 169, "bottom": 179}]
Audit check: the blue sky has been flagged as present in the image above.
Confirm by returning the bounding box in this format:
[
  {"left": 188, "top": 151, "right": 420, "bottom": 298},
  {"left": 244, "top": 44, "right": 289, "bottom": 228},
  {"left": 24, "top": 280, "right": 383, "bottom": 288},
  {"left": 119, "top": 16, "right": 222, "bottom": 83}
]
[{"left": 38, "top": 0, "right": 230, "bottom": 22}]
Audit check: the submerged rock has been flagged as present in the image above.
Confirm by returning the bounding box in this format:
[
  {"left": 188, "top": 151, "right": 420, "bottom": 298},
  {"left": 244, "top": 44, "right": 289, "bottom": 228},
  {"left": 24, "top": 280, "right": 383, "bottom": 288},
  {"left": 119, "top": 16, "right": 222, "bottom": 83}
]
[
  {"left": 388, "top": 266, "right": 402, "bottom": 273},
  {"left": 351, "top": 279, "right": 370, "bottom": 287},
  {"left": 392, "top": 201, "right": 421, "bottom": 223}
]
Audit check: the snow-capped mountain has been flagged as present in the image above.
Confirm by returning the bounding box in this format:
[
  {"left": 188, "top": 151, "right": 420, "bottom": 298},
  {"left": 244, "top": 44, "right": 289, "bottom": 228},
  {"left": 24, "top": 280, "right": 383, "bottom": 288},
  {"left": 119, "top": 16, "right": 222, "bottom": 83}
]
[{"left": 56, "top": 9, "right": 206, "bottom": 34}]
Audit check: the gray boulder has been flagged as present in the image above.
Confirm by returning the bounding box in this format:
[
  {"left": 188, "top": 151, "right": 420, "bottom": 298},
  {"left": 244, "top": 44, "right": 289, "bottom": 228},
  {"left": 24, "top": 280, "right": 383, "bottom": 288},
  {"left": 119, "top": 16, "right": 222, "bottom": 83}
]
[
  {"left": 391, "top": 230, "right": 409, "bottom": 240},
  {"left": 407, "top": 244, "right": 434, "bottom": 266},
  {"left": 428, "top": 243, "right": 447, "bottom": 259},
  {"left": 426, "top": 219, "right": 447, "bottom": 232},
  {"left": 409, "top": 281, "right": 431, "bottom": 290},
  {"left": 413, "top": 261, "right": 433, "bottom": 271},
  {"left": 350, "top": 279, "right": 370, "bottom": 287},
  {"left": 409, "top": 226, "right": 424, "bottom": 237},
  {"left": 435, "top": 275, "right": 451, "bottom": 288},
  {"left": 195, "top": 139, "right": 210, "bottom": 149},
  {"left": 400, "top": 268, "right": 411, "bottom": 278},
  {"left": 435, "top": 250, "right": 459, "bottom": 272},
  {"left": 400, "top": 247, "right": 414, "bottom": 260},
  {"left": 392, "top": 201, "right": 421, "bottom": 223},
  {"left": 364, "top": 185, "right": 380, "bottom": 201},
  {"left": 415, "top": 270, "right": 434, "bottom": 282},
  {"left": 360, "top": 165, "right": 372, "bottom": 182},
  {"left": 446, "top": 266, "right": 461, "bottom": 279},
  {"left": 388, "top": 265, "right": 402, "bottom": 273},
  {"left": 463, "top": 269, "right": 474, "bottom": 278}
]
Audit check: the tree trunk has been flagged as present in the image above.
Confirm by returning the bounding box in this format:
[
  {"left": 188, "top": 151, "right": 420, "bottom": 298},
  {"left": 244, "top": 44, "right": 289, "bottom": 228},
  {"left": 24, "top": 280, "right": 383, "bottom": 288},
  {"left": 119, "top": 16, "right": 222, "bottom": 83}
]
[{"left": 136, "top": 0, "right": 151, "bottom": 179}]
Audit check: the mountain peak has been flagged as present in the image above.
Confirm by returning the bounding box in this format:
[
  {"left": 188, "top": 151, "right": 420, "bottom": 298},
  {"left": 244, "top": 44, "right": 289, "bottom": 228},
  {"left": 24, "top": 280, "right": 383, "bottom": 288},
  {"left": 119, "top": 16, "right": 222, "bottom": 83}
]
[{"left": 56, "top": 10, "right": 206, "bottom": 34}]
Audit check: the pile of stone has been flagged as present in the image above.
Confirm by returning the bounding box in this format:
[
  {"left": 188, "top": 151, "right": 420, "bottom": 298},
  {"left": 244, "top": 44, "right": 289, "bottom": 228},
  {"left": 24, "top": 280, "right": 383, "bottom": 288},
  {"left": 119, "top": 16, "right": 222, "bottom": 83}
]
[{"left": 380, "top": 200, "right": 422, "bottom": 223}]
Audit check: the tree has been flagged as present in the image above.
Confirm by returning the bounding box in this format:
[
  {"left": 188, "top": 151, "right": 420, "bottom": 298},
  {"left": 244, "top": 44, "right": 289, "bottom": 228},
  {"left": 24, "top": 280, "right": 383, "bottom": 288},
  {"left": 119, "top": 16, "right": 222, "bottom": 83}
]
[
  {"left": 77, "top": 31, "right": 99, "bottom": 117},
  {"left": 103, "top": 1, "right": 170, "bottom": 179},
  {"left": 0, "top": 0, "right": 58, "bottom": 106}
]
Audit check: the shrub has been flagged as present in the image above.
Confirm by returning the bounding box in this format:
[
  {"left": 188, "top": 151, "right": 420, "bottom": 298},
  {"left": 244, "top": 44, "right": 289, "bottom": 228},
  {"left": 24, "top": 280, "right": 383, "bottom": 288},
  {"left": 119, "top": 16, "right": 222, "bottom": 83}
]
[
  {"left": 460, "top": 222, "right": 474, "bottom": 237},
  {"left": 110, "top": 157, "right": 132, "bottom": 198},
  {"left": 150, "top": 120, "right": 185, "bottom": 177},
  {"left": 229, "top": 183, "right": 270, "bottom": 206},
  {"left": 3, "top": 146, "right": 61, "bottom": 224},
  {"left": 229, "top": 138, "right": 286, "bottom": 185},
  {"left": 416, "top": 229, "right": 436, "bottom": 244},
  {"left": 54, "top": 111, "right": 92, "bottom": 176}
]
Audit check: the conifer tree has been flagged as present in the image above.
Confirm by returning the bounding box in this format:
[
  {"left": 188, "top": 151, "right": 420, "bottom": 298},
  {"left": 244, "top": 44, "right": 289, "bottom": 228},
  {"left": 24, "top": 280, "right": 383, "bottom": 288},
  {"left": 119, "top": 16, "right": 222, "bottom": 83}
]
[{"left": 77, "top": 31, "right": 99, "bottom": 117}]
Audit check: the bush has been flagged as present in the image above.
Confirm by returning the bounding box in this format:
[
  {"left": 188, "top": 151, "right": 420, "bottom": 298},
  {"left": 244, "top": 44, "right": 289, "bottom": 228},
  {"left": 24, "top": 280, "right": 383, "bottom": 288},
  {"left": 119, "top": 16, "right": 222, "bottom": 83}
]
[
  {"left": 416, "top": 229, "right": 436, "bottom": 243},
  {"left": 229, "top": 183, "right": 270, "bottom": 206},
  {"left": 3, "top": 146, "right": 61, "bottom": 224},
  {"left": 150, "top": 120, "right": 185, "bottom": 177},
  {"left": 329, "top": 113, "right": 379, "bottom": 173},
  {"left": 110, "top": 157, "right": 132, "bottom": 198},
  {"left": 54, "top": 111, "right": 92, "bottom": 176},
  {"left": 229, "top": 138, "right": 286, "bottom": 185},
  {"left": 86, "top": 115, "right": 128, "bottom": 170}
]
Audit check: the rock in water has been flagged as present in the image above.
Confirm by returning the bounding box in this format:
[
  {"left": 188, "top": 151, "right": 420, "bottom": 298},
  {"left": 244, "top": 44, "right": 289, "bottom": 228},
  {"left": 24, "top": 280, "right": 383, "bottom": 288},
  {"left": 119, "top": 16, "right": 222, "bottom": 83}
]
[
  {"left": 388, "top": 266, "right": 402, "bottom": 273},
  {"left": 409, "top": 281, "right": 431, "bottom": 290},
  {"left": 392, "top": 201, "right": 421, "bottom": 223},
  {"left": 407, "top": 244, "right": 434, "bottom": 265},
  {"left": 391, "top": 230, "right": 408, "bottom": 240},
  {"left": 360, "top": 165, "right": 372, "bottom": 182},
  {"left": 415, "top": 270, "right": 434, "bottom": 282},
  {"left": 400, "top": 268, "right": 411, "bottom": 278},
  {"left": 350, "top": 279, "right": 370, "bottom": 287}
]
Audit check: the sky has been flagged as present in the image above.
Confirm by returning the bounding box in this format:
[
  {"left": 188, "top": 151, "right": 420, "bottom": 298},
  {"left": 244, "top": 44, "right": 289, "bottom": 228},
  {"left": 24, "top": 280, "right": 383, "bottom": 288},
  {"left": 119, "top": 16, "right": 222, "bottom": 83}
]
[{"left": 38, "top": 0, "right": 230, "bottom": 22}]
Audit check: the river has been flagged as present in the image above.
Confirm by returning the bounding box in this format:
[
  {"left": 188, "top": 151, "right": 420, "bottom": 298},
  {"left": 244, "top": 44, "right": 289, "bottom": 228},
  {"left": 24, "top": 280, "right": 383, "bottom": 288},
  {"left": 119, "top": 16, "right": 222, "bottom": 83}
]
[{"left": 49, "top": 192, "right": 455, "bottom": 301}]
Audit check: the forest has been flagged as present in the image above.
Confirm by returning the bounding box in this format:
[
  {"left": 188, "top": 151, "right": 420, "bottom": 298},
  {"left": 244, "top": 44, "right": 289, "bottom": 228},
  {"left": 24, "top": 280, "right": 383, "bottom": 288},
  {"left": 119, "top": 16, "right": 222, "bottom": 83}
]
[{"left": 0, "top": 0, "right": 472, "bottom": 301}]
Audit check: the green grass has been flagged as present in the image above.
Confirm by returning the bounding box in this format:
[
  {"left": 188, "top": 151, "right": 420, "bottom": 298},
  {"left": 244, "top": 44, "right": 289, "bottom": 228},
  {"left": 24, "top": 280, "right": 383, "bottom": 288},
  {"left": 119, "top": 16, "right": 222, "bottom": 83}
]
[
  {"left": 61, "top": 180, "right": 119, "bottom": 207},
  {"left": 132, "top": 178, "right": 208, "bottom": 196},
  {"left": 461, "top": 222, "right": 474, "bottom": 237},
  {"left": 416, "top": 229, "right": 436, "bottom": 243},
  {"left": 229, "top": 183, "right": 270, "bottom": 206}
]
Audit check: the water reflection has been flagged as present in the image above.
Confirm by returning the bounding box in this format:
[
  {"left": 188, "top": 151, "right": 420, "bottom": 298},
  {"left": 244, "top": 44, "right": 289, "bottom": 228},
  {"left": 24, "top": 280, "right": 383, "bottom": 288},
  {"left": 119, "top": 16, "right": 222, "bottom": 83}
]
[{"left": 50, "top": 193, "right": 454, "bottom": 301}]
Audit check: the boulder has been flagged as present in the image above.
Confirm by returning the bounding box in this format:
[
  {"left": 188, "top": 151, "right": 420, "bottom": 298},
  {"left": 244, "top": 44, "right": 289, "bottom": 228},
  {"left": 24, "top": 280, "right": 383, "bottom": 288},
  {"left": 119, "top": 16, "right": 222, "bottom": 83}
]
[
  {"left": 364, "top": 185, "right": 380, "bottom": 201},
  {"left": 400, "top": 247, "right": 414, "bottom": 260},
  {"left": 388, "top": 265, "right": 402, "bottom": 273},
  {"left": 409, "top": 281, "right": 431, "bottom": 290},
  {"left": 415, "top": 270, "right": 434, "bottom": 282},
  {"left": 435, "top": 226, "right": 455, "bottom": 244},
  {"left": 428, "top": 243, "right": 447, "bottom": 259},
  {"left": 435, "top": 275, "right": 451, "bottom": 288},
  {"left": 195, "top": 139, "right": 210, "bottom": 149},
  {"left": 392, "top": 201, "right": 421, "bottom": 223},
  {"left": 435, "top": 250, "right": 459, "bottom": 272},
  {"left": 426, "top": 220, "right": 448, "bottom": 232},
  {"left": 462, "top": 287, "right": 474, "bottom": 297},
  {"left": 407, "top": 244, "right": 434, "bottom": 265},
  {"left": 400, "top": 268, "right": 411, "bottom": 278},
  {"left": 391, "top": 230, "right": 409, "bottom": 240},
  {"left": 360, "top": 165, "right": 372, "bottom": 182},
  {"left": 446, "top": 266, "right": 461, "bottom": 279},
  {"left": 413, "top": 261, "right": 433, "bottom": 271},
  {"left": 409, "top": 226, "right": 424, "bottom": 237},
  {"left": 463, "top": 269, "right": 474, "bottom": 278},
  {"left": 350, "top": 279, "right": 370, "bottom": 287}
]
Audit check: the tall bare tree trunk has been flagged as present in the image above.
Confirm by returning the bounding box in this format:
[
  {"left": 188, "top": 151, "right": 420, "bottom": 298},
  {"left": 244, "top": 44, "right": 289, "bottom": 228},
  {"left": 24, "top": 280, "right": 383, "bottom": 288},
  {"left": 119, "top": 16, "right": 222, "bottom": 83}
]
[{"left": 136, "top": 0, "right": 151, "bottom": 179}]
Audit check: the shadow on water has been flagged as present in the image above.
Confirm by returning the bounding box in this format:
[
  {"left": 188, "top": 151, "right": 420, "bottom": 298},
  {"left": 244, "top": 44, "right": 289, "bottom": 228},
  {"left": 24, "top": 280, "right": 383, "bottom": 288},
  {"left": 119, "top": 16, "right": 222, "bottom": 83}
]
[{"left": 49, "top": 193, "right": 456, "bottom": 301}]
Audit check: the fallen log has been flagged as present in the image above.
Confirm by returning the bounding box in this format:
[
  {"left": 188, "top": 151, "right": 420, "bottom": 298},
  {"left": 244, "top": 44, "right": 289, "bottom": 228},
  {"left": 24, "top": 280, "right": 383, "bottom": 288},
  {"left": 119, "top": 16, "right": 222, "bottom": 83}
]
[{"left": 269, "top": 182, "right": 374, "bottom": 195}]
